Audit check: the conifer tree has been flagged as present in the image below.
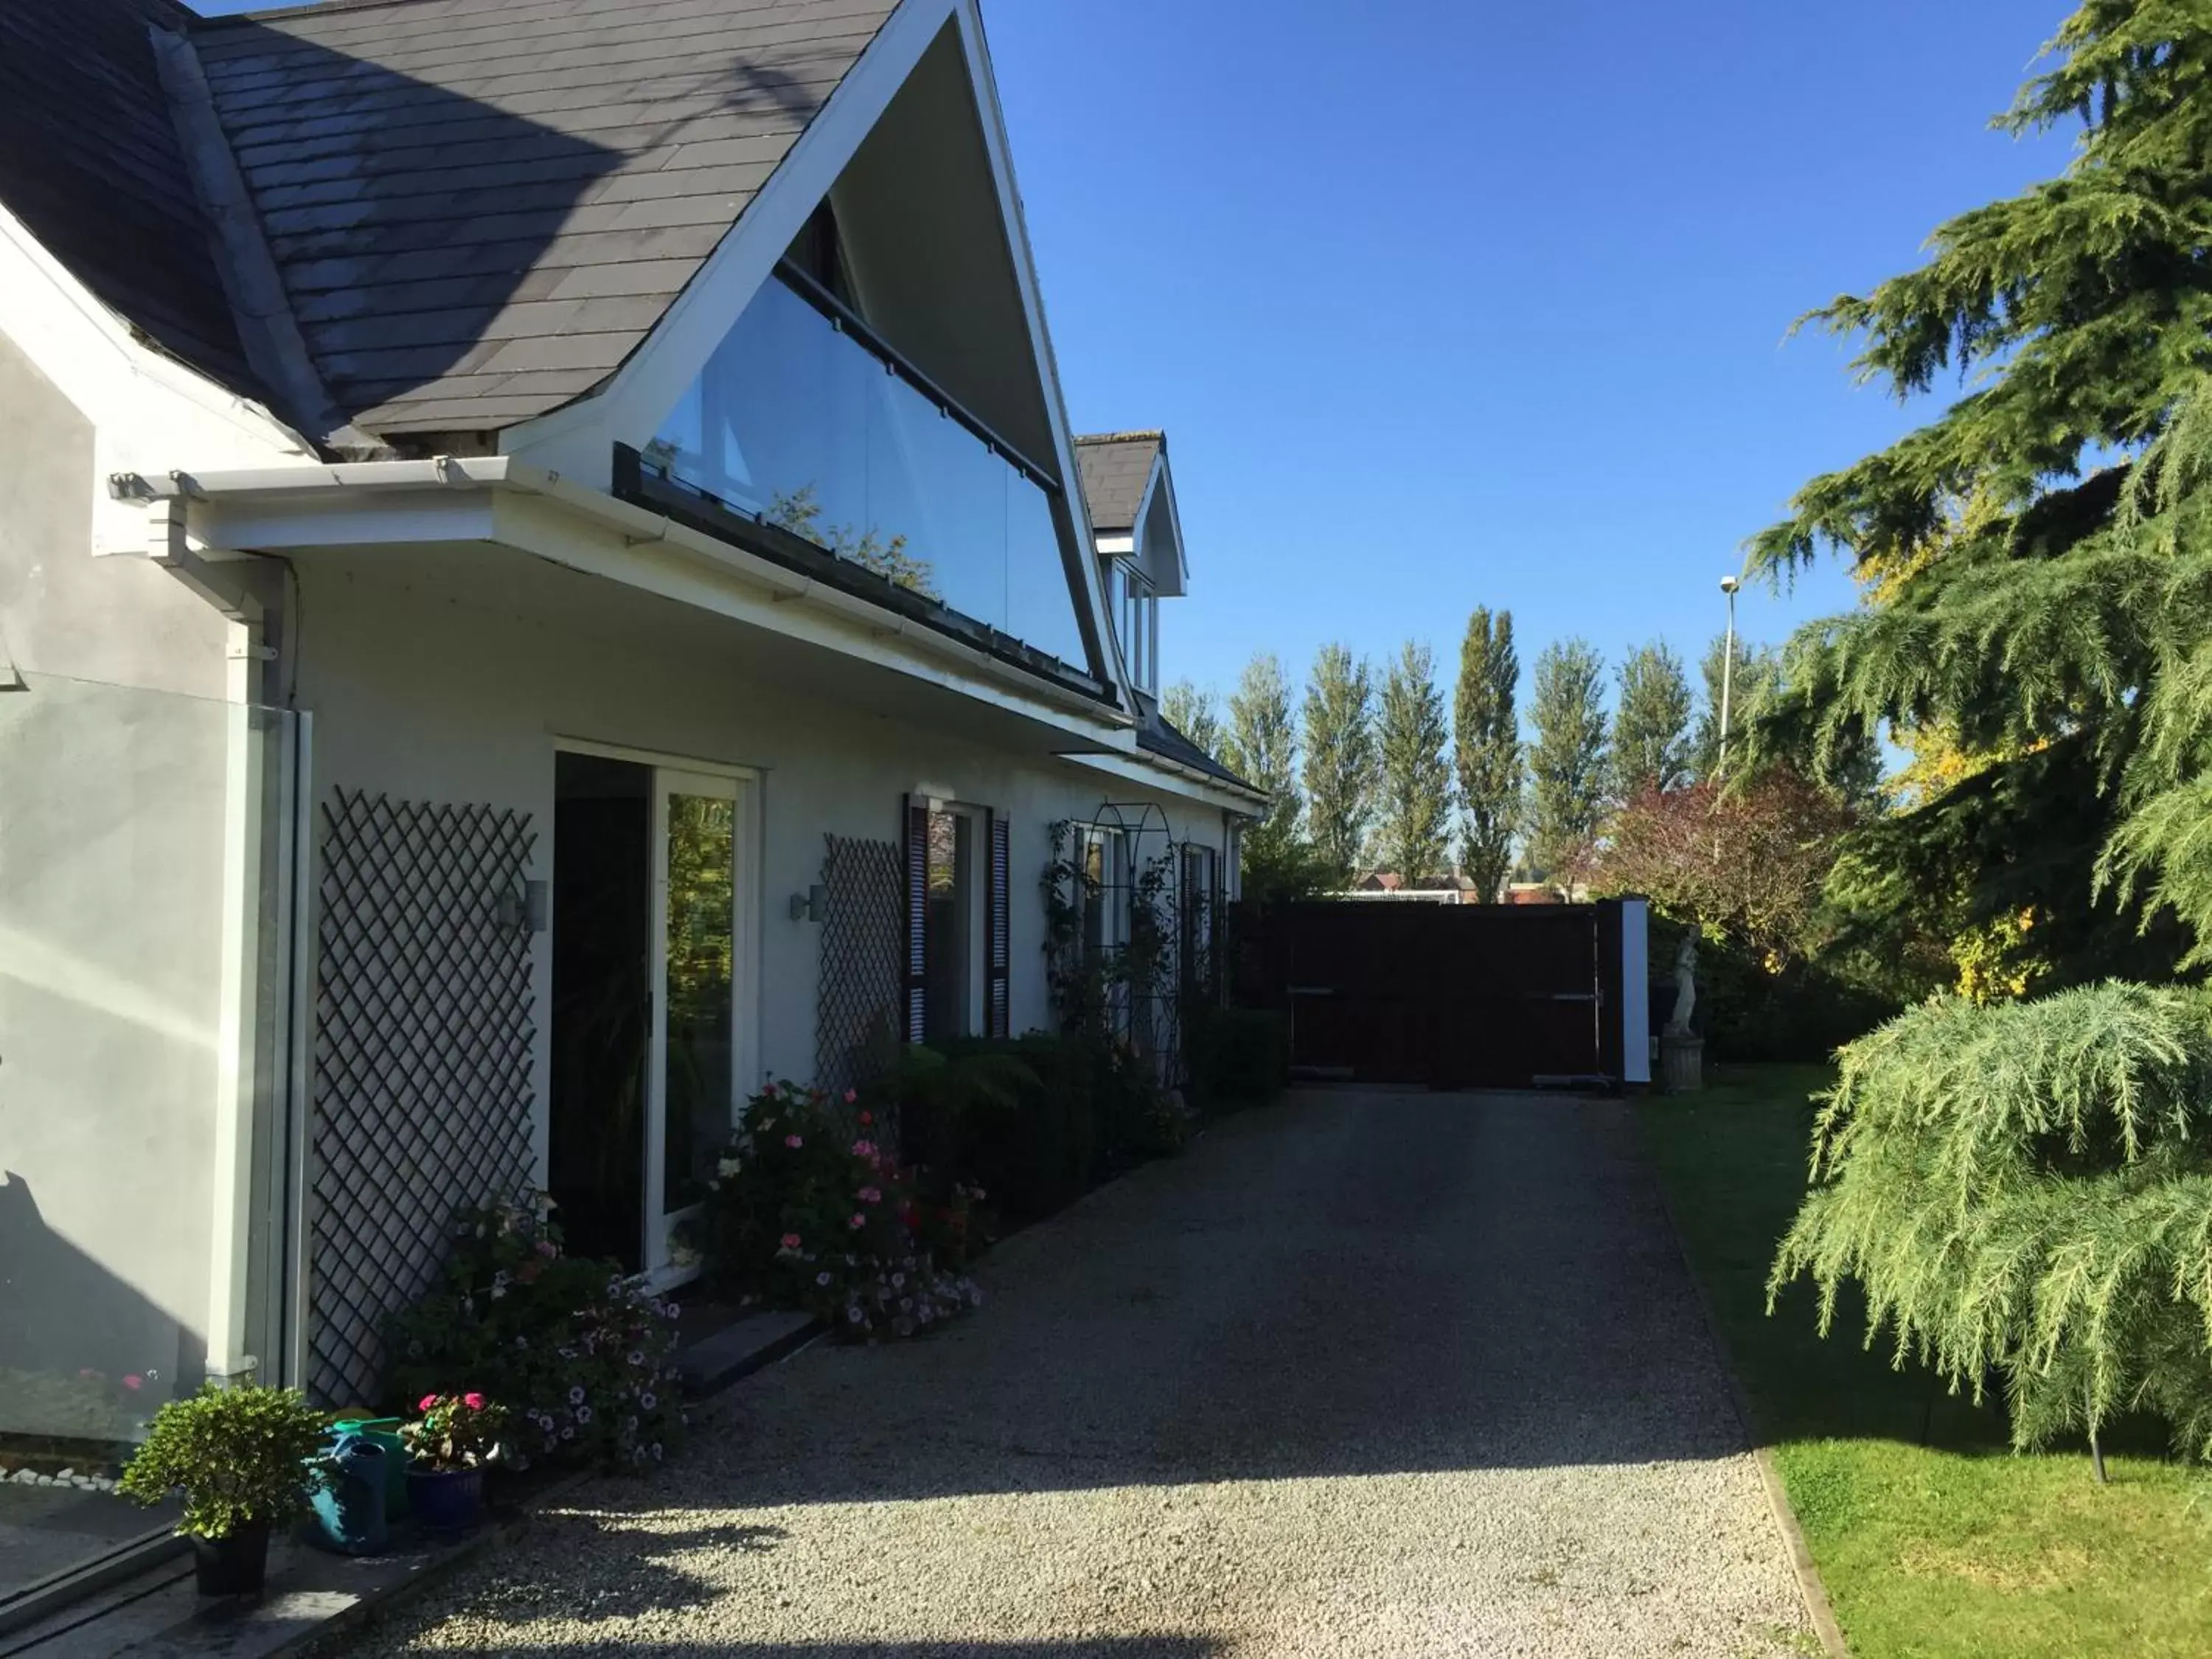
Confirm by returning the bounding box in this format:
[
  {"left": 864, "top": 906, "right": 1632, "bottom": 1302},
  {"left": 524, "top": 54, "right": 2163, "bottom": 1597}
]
[
  {"left": 1371, "top": 642, "right": 1454, "bottom": 883},
  {"left": 1612, "top": 641, "right": 1694, "bottom": 799},
  {"left": 1526, "top": 639, "right": 1609, "bottom": 880},
  {"left": 1454, "top": 608, "right": 1520, "bottom": 901},
  {"left": 1302, "top": 644, "right": 1377, "bottom": 883},
  {"left": 1748, "top": 0, "right": 2212, "bottom": 978}
]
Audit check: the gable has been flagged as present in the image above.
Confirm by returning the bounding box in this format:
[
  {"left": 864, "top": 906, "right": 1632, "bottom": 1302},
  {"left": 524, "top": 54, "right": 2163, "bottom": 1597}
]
[{"left": 189, "top": 0, "right": 900, "bottom": 440}]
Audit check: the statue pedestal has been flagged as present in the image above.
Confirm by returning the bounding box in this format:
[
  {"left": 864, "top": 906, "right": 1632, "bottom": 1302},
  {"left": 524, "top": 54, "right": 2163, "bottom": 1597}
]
[{"left": 1660, "top": 1032, "right": 1704, "bottom": 1095}]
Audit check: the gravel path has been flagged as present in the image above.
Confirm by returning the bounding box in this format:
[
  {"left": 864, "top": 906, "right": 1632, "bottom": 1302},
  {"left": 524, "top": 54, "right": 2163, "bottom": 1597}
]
[{"left": 351, "top": 1091, "right": 1811, "bottom": 1658}]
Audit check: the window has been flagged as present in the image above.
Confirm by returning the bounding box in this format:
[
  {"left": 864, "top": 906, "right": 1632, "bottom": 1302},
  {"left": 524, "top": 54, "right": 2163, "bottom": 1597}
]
[
  {"left": 922, "top": 807, "right": 976, "bottom": 1043},
  {"left": 905, "top": 800, "right": 1012, "bottom": 1045},
  {"left": 1180, "top": 844, "right": 1219, "bottom": 998},
  {"left": 1109, "top": 560, "right": 1156, "bottom": 694}
]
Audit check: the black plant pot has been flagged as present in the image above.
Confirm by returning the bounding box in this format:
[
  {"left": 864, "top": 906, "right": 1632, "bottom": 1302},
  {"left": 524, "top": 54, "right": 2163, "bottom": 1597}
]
[{"left": 191, "top": 1520, "right": 271, "bottom": 1596}]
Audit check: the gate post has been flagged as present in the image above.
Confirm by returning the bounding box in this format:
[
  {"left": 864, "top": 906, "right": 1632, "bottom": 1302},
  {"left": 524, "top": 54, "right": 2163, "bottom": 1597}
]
[{"left": 1595, "top": 897, "right": 1652, "bottom": 1091}]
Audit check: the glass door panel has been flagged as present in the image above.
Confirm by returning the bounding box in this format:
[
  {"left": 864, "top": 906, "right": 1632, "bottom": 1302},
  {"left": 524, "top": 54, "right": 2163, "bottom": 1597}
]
[{"left": 648, "top": 771, "right": 740, "bottom": 1276}]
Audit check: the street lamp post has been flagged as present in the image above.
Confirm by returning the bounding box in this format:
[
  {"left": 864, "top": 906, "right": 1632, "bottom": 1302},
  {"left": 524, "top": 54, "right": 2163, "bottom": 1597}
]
[{"left": 1717, "top": 574, "right": 1741, "bottom": 779}]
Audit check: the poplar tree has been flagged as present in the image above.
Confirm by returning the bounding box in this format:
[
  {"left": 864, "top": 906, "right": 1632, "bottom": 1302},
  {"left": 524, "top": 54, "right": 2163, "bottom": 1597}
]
[
  {"left": 1371, "top": 642, "right": 1454, "bottom": 883},
  {"left": 1222, "top": 653, "right": 1302, "bottom": 871},
  {"left": 1162, "top": 678, "right": 1222, "bottom": 759},
  {"left": 1526, "top": 639, "right": 1609, "bottom": 880},
  {"left": 1301, "top": 644, "right": 1377, "bottom": 883},
  {"left": 1612, "top": 641, "right": 1694, "bottom": 799},
  {"left": 1454, "top": 608, "right": 1520, "bottom": 901}
]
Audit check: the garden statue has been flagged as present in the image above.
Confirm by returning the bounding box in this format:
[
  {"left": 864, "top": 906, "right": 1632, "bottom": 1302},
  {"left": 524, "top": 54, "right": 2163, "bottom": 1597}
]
[{"left": 1666, "top": 931, "right": 1697, "bottom": 1037}]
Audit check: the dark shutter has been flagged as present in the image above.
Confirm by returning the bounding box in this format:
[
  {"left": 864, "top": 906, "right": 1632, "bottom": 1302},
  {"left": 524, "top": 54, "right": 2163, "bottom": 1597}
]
[
  {"left": 987, "top": 811, "right": 1011, "bottom": 1038},
  {"left": 902, "top": 795, "right": 928, "bottom": 1044}
]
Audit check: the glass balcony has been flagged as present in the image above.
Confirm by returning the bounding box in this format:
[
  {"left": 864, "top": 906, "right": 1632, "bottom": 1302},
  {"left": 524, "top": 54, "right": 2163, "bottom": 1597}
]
[{"left": 644, "top": 273, "right": 1090, "bottom": 674}]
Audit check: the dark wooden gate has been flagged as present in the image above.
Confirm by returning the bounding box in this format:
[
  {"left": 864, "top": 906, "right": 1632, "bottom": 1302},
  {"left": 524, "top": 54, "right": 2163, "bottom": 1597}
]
[{"left": 1233, "top": 901, "right": 1632, "bottom": 1088}]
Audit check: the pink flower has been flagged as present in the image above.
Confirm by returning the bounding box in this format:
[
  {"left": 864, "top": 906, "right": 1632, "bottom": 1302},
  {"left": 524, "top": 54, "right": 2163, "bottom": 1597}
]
[
  {"left": 852, "top": 1139, "right": 875, "bottom": 1158},
  {"left": 858, "top": 1110, "right": 872, "bottom": 1126},
  {"left": 785, "top": 1134, "right": 803, "bottom": 1150},
  {"left": 122, "top": 1374, "right": 144, "bottom": 1392},
  {"left": 780, "top": 1232, "right": 802, "bottom": 1251},
  {"left": 419, "top": 1394, "right": 439, "bottom": 1412},
  {"left": 535, "top": 1239, "right": 558, "bottom": 1259},
  {"left": 462, "top": 1391, "right": 486, "bottom": 1410},
  {"left": 844, "top": 1088, "right": 858, "bottom": 1104},
  {"left": 859, "top": 1186, "right": 882, "bottom": 1204},
  {"left": 849, "top": 1213, "right": 866, "bottom": 1229}
]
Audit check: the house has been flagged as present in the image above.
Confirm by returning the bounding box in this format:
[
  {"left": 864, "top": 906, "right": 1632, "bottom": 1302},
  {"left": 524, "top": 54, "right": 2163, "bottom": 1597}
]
[{"left": 0, "top": 0, "right": 1262, "bottom": 1566}]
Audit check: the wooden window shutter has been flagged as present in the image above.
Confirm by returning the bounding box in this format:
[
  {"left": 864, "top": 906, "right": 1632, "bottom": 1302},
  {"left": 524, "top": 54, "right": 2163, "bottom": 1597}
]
[
  {"left": 902, "top": 795, "right": 928, "bottom": 1044},
  {"left": 987, "top": 810, "right": 1011, "bottom": 1038}
]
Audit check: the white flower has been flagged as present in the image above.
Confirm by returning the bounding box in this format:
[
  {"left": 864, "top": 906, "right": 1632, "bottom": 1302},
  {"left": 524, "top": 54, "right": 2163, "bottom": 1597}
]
[{"left": 717, "top": 1155, "right": 744, "bottom": 1178}]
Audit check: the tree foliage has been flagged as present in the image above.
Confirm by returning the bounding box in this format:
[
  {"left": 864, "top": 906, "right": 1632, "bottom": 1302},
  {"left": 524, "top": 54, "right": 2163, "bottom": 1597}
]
[
  {"left": 1771, "top": 982, "right": 2212, "bottom": 1461},
  {"left": 1222, "top": 652, "right": 1304, "bottom": 875},
  {"left": 1301, "top": 644, "right": 1377, "bottom": 883},
  {"left": 1613, "top": 641, "right": 1695, "bottom": 799},
  {"left": 1745, "top": 0, "right": 2212, "bottom": 978},
  {"left": 1454, "top": 607, "right": 1521, "bottom": 900},
  {"left": 1370, "top": 641, "right": 1454, "bottom": 883},
  {"left": 1691, "top": 633, "right": 1773, "bottom": 783},
  {"left": 1162, "top": 678, "right": 1222, "bottom": 759},
  {"left": 1526, "top": 639, "right": 1610, "bottom": 879},
  {"left": 1595, "top": 773, "right": 1854, "bottom": 967}
]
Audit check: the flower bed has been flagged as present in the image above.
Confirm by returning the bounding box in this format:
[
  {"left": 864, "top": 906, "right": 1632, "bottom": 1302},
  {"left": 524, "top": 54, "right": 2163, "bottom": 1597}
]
[{"left": 703, "top": 1080, "right": 983, "bottom": 1340}]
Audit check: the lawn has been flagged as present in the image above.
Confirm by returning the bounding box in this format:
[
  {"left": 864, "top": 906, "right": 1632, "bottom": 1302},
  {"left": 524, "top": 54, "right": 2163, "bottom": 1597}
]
[{"left": 1643, "top": 1064, "right": 2211, "bottom": 1659}]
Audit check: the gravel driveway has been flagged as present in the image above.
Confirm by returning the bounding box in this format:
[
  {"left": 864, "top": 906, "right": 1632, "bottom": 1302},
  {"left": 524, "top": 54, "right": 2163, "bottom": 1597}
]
[{"left": 352, "top": 1091, "right": 1811, "bottom": 1658}]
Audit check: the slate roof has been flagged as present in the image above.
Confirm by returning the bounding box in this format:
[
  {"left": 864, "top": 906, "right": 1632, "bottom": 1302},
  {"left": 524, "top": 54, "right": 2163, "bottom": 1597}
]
[
  {"left": 0, "top": 0, "right": 265, "bottom": 399},
  {"left": 1074, "top": 431, "right": 1162, "bottom": 534},
  {"left": 188, "top": 0, "right": 901, "bottom": 437},
  {"left": 1133, "top": 691, "right": 1259, "bottom": 796}
]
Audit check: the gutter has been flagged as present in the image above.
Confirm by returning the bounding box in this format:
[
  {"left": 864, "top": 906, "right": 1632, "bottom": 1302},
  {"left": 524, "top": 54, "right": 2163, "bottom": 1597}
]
[{"left": 113, "top": 456, "right": 1138, "bottom": 740}]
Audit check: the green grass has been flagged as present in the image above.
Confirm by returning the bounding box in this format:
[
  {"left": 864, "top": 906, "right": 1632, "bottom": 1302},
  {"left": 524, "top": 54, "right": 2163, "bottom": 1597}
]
[{"left": 1644, "top": 1063, "right": 2211, "bottom": 1659}]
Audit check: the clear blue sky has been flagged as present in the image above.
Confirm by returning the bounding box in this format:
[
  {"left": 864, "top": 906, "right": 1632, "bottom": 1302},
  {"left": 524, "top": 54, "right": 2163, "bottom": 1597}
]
[{"left": 201, "top": 0, "right": 2072, "bottom": 712}]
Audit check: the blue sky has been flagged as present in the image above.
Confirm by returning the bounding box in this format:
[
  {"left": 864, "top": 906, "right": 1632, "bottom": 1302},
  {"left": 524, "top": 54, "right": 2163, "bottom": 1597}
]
[{"left": 201, "top": 0, "right": 2071, "bottom": 712}]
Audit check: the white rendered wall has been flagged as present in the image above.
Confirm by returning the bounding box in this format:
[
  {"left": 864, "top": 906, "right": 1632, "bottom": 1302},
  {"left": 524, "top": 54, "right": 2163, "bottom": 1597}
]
[{"left": 289, "top": 555, "right": 1231, "bottom": 1183}]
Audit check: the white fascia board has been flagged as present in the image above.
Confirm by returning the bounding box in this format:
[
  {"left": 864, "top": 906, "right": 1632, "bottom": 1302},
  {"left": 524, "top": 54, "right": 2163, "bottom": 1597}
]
[
  {"left": 1149, "top": 456, "right": 1190, "bottom": 597},
  {"left": 496, "top": 0, "right": 956, "bottom": 487},
  {"left": 1093, "top": 533, "right": 1136, "bottom": 558},
  {"left": 170, "top": 457, "right": 1138, "bottom": 750},
  {"left": 0, "top": 201, "right": 313, "bottom": 557},
  {"left": 1056, "top": 747, "right": 1267, "bottom": 818}
]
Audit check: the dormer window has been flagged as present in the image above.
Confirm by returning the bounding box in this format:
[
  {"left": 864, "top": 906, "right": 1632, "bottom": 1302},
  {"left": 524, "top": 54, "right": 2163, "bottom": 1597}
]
[{"left": 1111, "top": 560, "right": 1158, "bottom": 695}]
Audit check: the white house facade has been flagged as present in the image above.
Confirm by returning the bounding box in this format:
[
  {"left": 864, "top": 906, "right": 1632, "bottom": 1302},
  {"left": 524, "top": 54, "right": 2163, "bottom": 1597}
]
[{"left": 0, "top": 0, "right": 1258, "bottom": 1610}]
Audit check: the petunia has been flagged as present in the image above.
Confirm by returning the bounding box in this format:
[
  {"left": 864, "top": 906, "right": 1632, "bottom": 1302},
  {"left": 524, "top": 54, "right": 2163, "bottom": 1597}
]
[
  {"left": 419, "top": 1394, "right": 439, "bottom": 1412},
  {"left": 568, "top": 1385, "right": 585, "bottom": 1405},
  {"left": 816, "top": 1270, "right": 833, "bottom": 1287},
  {"left": 639, "top": 1391, "right": 657, "bottom": 1411},
  {"left": 785, "top": 1134, "right": 804, "bottom": 1149},
  {"left": 462, "top": 1391, "right": 485, "bottom": 1409},
  {"left": 779, "top": 1232, "right": 802, "bottom": 1251},
  {"left": 859, "top": 1186, "right": 882, "bottom": 1203},
  {"left": 849, "top": 1213, "right": 866, "bottom": 1228}
]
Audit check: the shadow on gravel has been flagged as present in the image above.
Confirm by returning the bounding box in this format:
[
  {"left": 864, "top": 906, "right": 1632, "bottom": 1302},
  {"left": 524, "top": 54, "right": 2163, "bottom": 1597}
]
[
  {"left": 405, "top": 1645, "right": 1222, "bottom": 1658},
  {"left": 686, "top": 1093, "right": 1764, "bottom": 1506}
]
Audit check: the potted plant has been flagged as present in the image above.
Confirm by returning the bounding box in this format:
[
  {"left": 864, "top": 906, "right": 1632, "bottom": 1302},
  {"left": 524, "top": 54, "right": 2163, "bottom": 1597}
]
[
  {"left": 116, "top": 1382, "right": 330, "bottom": 1596},
  {"left": 401, "top": 1393, "right": 505, "bottom": 1531}
]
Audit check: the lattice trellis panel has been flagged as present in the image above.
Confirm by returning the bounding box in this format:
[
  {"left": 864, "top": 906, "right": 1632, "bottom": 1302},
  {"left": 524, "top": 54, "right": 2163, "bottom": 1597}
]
[
  {"left": 310, "top": 788, "right": 537, "bottom": 1406},
  {"left": 815, "top": 832, "right": 903, "bottom": 1098}
]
